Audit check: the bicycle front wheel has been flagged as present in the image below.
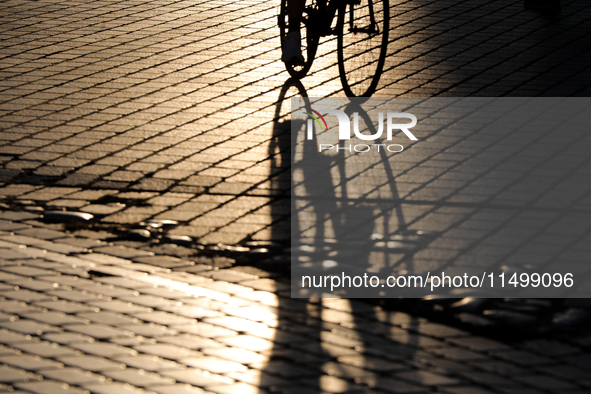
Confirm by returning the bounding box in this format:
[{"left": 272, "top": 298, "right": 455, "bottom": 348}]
[{"left": 337, "top": 0, "right": 389, "bottom": 97}]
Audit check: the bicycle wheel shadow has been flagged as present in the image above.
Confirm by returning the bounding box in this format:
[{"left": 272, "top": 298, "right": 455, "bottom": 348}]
[{"left": 259, "top": 78, "right": 428, "bottom": 393}]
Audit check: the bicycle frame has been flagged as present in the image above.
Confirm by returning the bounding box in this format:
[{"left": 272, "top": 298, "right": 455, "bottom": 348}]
[
  {"left": 311, "top": 0, "right": 379, "bottom": 38},
  {"left": 307, "top": 0, "right": 340, "bottom": 37}
]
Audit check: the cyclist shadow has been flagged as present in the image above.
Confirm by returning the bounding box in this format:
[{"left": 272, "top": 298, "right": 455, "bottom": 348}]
[{"left": 260, "top": 79, "right": 425, "bottom": 393}]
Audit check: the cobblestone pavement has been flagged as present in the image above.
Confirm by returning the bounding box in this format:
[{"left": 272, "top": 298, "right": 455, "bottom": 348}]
[
  {"left": 1, "top": 0, "right": 591, "bottom": 393},
  {"left": 0, "top": 0, "right": 590, "bottom": 244},
  {"left": 0, "top": 212, "right": 590, "bottom": 394}
]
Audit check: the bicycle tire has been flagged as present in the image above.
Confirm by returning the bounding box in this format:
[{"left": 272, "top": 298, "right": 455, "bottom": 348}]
[
  {"left": 336, "top": 0, "right": 389, "bottom": 97},
  {"left": 279, "top": 0, "right": 321, "bottom": 79}
]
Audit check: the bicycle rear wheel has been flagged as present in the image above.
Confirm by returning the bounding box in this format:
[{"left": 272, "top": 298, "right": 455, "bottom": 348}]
[
  {"left": 279, "top": 0, "right": 321, "bottom": 79},
  {"left": 337, "top": 0, "right": 389, "bottom": 97}
]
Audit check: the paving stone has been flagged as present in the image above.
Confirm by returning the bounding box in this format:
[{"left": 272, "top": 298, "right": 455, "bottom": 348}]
[
  {"left": 239, "top": 279, "right": 289, "bottom": 292},
  {"left": 160, "top": 369, "right": 233, "bottom": 387},
  {"left": 0, "top": 354, "right": 63, "bottom": 371},
  {"left": 15, "top": 228, "right": 69, "bottom": 241},
  {"left": 110, "top": 336, "right": 155, "bottom": 347},
  {"left": 207, "top": 382, "right": 264, "bottom": 394},
  {"left": 494, "top": 388, "right": 548, "bottom": 394},
  {"left": 76, "top": 312, "right": 138, "bottom": 326},
  {"left": 0, "top": 329, "right": 31, "bottom": 344},
  {"left": 0, "top": 221, "right": 29, "bottom": 232},
  {"left": 166, "top": 321, "right": 238, "bottom": 339},
  {"left": 41, "top": 367, "right": 105, "bottom": 385},
  {"left": 14, "top": 380, "right": 87, "bottom": 394},
  {"left": 0, "top": 235, "right": 82, "bottom": 255},
  {"left": 119, "top": 322, "right": 176, "bottom": 338},
  {"left": 388, "top": 332, "right": 447, "bottom": 349},
  {"left": 92, "top": 246, "right": 154, "bottom": 259},
  {"left": 320, "top": 361, "right": 375, "bottom": 379},
  {"left": 253, "top": 359, "right": 318, "bottom": 379},
  {"left": 39, "top": 275, "right": 94, "bottom": 289},
  {"left": 10, "top": 279, "right": 60, "bottom": 292},
  {"left": 300, "top": 375, "right": 354, "bottom": 393},
  {"left": 47, "top": 290, "right": 102, "bottom": 303},
  {"left": 428, "top": 347, "right": 491, "bottom": 362},
  {"left": 0, "top": 249, "right": 30, "bottom": 260},
  {"left": 150, "top": 384, "right": 206, "bottom": 394},
  {"left": 356, "top": 377, "right": 430, "bottom": 393},
  {"left": 65, "top": 323, "right": 134, "bottom": 339},
  {"left": 317, "top": 331, "right": 365, "bottom": 349},
  {"left": 205, "top": 270, "right": 259, "bottom": 283},
  {"left": 202, "top": 317, "right": 274, "bottom": 337},
  {"left": 0, "top": 364, "right": 34, "bottom": 383},
  {"left": 83, "top": 382, "right": 157, "bottom": 394},
  {"left": 133, "top": 344, "right": 202, "bottom": 361},
  {"left": 222, "top": 305, "right": 278, "bottom": 324},
  {"left": 535, "top": 364, "right": 591, "bottom": 381},
  {"left": 81, "top": 284, "right": 138, "bottom": 299},
  {"left": 12, "top": 341, "right": 78, "bottom": 358},
  {"left": 199, "top": 281, "right": 255, "bottom": 296},
  {"left": 58, "top": 355, "right": 125, "bottom": 372},
  {"left": 492, "top": 351, "right": 553, "bottom": 367},
  {"left": 0, "top": 344, "right": 20, "bottom": 357},
  {"left": 119, "top": 295, "right": 177, "bottom": 309},
  {"left": 262, "top": 384, "right": 327, "bottom": 394},
  {"left": 71, "top": 342, "right": 137, "bottom": 358},
  {"left": 227, "top": 370, "right": 290, "bottom": 388},
  {"left": 181, "top": 356, "right": 248, "bottom": 374},
  {"left": 89, "top": 300, "right": 152, "bottom": 314},
  {"left": 471, "top": 360, "right": 528, "bottom": 376},
  {"left": 337, "top": 355, "right": 409, "bottom": 373},
  {"left": 131, "top": 256, "right": 194, "bottom": 269},
  {"left": 217, "top": 335, "right": 274, "bottom": 352},
  {"left": 133, "top": 312, "right": 197, "bottom": 326},
  {"left": 521, "top": 340, "right": 580, "bottom": 357},
  {"left": 159, "top": 304, "right": 223, "bottom": 319},
  {"left": 22, "top": 312, "right": 87, "bottom": 326},
  {"left": 513, "top": 374, "right": 577, "bottom": 391},
  {"left": 1, "top": 265, "right": 57, "bottom": 277},
  {"left": 0, "top": 300, "right": 40, "bottom": 314},
  {"left": 296, "top": 341, "right": 358, "bottom": 358},
  {"left": 157, "top": 334, "right": 221, "bottom": 351},
  {"left": 445, "top": 337, "right": 511, "bottom": 352},
  {"left": 0, "top": 211, "right": 40, "bottom": 221},
  {"left": 455, "top": 370, "right": 520, "bottom": 387},
  {"left": 408, "top": 323, "right": 469, "bottom": 339},
  {"left": 0, "top": 320, "right": 61, "bottom": 335},
  {"left": 440, "top": 387, "right": 497, "bottom": 394},
  {"left": 0, "top": 383, "right": 14, "bottom": 392},
  {"left": 396, "top": 370, "right": 461, "bottom": 386},
  {"left": 92, "top": 277, "right": 151, "bottom": 292},
  {"left": 362, "top": 343, "right": 420, "bottom": 361},
  {"left": 1, "top": 289, "right": 52, "bottom": 303},
  {"left": 42, "top": 332, "right": 94, "bottom": 345},
  {"left": 115, "top": 355, "right": 185, "bottom": 372},
  {"left": 103, "top": 368, "right": 175, "bottom": 388},
  {"left": 35, "top": 300, "right": 97, "bottom": 314}
]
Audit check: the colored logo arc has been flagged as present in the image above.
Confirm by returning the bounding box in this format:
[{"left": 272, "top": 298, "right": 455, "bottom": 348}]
[{"left": 303, "top": 109, "right": 328, "bottom": 131}]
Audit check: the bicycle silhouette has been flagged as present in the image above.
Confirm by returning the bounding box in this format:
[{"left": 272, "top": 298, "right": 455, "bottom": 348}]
[{"left": 279, "top": 0, "right": 389, "bottom": 97}]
